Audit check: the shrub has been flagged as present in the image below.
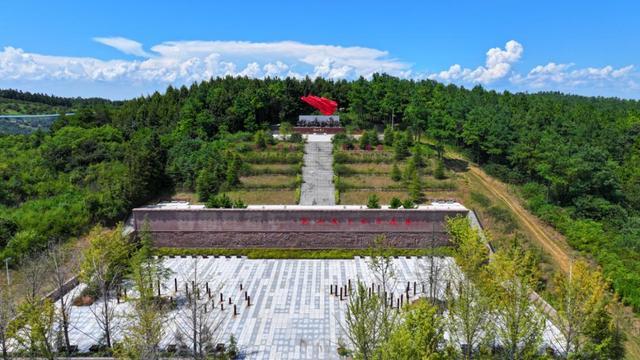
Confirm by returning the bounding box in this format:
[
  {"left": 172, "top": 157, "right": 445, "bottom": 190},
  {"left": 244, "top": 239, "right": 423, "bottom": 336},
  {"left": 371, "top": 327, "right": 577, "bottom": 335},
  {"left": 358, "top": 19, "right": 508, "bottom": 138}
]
[
  {"left": 0, "top": 217, "right": 18, "bottom": 248},
  {"left": 367, "top": 194, "right": 380, "bottom": 209},
  {"left": 402, "top": 199, "right": 415, "bottom": 209},
  {"left": 289, "top": 132, "right": 303, "bottom": 143},
  {"left": 206, "top": 193, "right": 233, "bottom": 208},
  {"left": 334, "top": 163, "right": 354, "bottom": 176},
  {"left": 206, "top": 193, "right": 246, "bottom": 209},
  {"left": 233, "top": 199, "right": 247, "bottom": 209},
  {"left": 253, "top": 130, "right": 271, "bottom": 149},
  {"left": 389, "top": 197, "right": 402, "bottom": 209},
  {"left": 279, "top": 122, "right": 293, "bottom": 135}
]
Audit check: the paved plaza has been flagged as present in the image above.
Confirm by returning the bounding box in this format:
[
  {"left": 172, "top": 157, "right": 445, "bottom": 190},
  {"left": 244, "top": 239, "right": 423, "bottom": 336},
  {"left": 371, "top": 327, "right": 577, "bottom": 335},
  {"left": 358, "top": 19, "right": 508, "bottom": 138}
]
[{"left": 54, "top": 256, "right": 563, "bottom": 359}]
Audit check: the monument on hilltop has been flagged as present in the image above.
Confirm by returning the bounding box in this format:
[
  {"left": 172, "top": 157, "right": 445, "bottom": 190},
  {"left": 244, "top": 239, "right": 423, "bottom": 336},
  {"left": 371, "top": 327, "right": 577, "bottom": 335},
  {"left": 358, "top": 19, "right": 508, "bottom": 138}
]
[{"left": 295, "top": 95, "right": 344, "bottom": 134}]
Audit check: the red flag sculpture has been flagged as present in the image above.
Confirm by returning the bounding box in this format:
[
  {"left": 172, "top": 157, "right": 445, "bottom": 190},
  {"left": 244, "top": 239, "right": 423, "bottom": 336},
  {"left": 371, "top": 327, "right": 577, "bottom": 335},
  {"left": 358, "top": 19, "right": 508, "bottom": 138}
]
[{"left": 300, "top": 95, "right": 338, "bottom": 115}]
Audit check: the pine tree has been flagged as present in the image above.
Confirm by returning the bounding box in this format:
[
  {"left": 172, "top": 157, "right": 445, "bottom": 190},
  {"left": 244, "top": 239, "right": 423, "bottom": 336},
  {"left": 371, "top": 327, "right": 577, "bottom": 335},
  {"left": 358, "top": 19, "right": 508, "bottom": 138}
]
[
  {"left": 389, "top": 197, "right": 402, "bottom": 209},
  {"left": 390, "top": 163, "right": 402, "bottom": 182},
  {"left": 367, "top": 194, "right": 380, "bottom": 209},
  {"left": 383, "top": 126, "right": 395, "bottom": 147},
  {"left": 409, "top": 172, "right": 422, "bottom": 203}
]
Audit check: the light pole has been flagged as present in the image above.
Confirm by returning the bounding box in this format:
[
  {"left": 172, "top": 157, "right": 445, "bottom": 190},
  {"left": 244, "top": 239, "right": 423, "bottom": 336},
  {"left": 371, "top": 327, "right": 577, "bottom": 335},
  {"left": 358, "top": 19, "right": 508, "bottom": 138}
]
[{"left": 4, "top": 257, "right": 10, "bottom": 286}]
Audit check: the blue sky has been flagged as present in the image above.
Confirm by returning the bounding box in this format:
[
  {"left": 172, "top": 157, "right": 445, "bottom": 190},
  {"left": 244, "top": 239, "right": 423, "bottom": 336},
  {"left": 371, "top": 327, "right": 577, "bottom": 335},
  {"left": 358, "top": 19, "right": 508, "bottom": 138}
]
[{"left": 1, "top": 0, "right": 639, "bottom": 99}]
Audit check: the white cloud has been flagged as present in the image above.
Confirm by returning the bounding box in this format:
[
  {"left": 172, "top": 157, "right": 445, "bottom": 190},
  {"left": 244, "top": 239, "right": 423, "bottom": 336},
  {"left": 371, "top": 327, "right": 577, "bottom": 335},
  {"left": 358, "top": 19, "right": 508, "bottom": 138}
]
[
  {"left": 428, "top": 40, "right": 523, "bottom": 83},
  {"left": 0, "top": 39, "right": 410, "bottom": 87},
  {"left": 511, "top": 62, "right": 636, "bottom": 90},
  {"left": 1, "top": 37, "right": 638, "bottom": 98},
  {"left": 263, "top": 61, "right": 289, "bottom": 77},
  {"left": 94, "top": 37, "right": 151, "bottom": 57}
]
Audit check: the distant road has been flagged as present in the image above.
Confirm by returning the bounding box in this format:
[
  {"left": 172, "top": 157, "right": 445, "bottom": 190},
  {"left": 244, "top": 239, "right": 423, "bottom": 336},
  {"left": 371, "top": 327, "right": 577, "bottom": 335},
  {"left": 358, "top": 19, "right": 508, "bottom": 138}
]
[{"left": 0, "top": 112, "right": 74, "bottom": 119}]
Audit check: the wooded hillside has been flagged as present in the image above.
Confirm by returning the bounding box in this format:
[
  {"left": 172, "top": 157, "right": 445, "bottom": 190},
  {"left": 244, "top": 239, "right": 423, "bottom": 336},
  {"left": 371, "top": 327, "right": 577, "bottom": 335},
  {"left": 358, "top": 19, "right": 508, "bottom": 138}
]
[{"left": 0, "top": 76, "right": 639, "bottom": 311}]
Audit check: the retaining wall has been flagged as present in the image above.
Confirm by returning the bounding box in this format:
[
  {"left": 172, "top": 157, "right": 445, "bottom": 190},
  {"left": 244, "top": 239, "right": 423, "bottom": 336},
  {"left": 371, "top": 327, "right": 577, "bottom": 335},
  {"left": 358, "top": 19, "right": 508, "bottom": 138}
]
[{"left": 133, "top": 208, "right": 468, "bottom": 249}]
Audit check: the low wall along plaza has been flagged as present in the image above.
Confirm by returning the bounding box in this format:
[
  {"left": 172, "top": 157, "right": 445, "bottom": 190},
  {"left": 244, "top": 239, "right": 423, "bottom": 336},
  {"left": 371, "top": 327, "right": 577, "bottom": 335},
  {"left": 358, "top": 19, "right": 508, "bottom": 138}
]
[{"left": 133, "top": 207, "right": 468, "bottom": 249}]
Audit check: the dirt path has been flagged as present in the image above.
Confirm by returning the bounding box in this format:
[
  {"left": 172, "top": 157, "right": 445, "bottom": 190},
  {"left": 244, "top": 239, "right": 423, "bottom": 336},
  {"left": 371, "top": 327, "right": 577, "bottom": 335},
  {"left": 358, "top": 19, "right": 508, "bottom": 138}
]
[{"left": 466, "top": 165, "right": 572, "bottom": 273}]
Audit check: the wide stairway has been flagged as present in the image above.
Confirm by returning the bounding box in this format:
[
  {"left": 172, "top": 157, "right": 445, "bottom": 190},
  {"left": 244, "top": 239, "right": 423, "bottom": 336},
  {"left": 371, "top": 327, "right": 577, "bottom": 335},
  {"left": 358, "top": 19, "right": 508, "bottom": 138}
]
[{"left": 299, "top": 137, "right": 335, "bottom": 205}]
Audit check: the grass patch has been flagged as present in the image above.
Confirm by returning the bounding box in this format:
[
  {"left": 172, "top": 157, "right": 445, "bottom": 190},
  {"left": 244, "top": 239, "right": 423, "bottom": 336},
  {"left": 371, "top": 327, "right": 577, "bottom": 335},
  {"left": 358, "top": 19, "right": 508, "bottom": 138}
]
[
  {"left": 470, "top": 191, "right": 492, "bottom": 207},
  {"left": 487, "top": 205, "right": 520, "bottom": 233},
  {"left": 225, "top": 190, "right": 297, "bottom": 204},
  {"left": 340, "top": 163, "right": 396, "bottom": 175},
  {"left": 244, "top": 163, "right": 301, "bottom": 176},
  {"left": 240, "top": 175, "right": 298, "bottom": 189},
  {"left": 155, "top": 247, "right": 454, "bottom": 259},
  {"left": 340, "top": 174, "right": 401, "bottom": 190},
  {"left": 423, "top": 179, "right": 458, "bottom": 191}
]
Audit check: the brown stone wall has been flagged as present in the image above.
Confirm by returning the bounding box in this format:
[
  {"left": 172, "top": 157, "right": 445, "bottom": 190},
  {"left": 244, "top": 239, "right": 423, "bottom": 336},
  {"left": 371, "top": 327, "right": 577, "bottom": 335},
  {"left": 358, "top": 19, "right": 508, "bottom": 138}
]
[{"left": 133, "top": 208, "right": 467, "bottom": 249}]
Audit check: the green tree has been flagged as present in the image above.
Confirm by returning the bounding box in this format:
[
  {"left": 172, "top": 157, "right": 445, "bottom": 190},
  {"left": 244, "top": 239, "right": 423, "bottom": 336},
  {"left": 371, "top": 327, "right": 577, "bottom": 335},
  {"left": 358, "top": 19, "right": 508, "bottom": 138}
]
[
  {"left": 390, "top": 163, "right": 402, "bottom": 182},
  {"left": 389, "top": 197, "right": 402, "bottom": 209},
  {"left": 488, "top": 249, "right": 545, "bottom": 359},
  {"left": 341, "top": 282, "right": 386, "bottom": 360},
  {"left": 0, "top": 217, "right": 17, "bottom": 248},
  {"left": 403, "top": 158, "right": 417, "bottom": 183},
  {"left": 0, "top": 286, "right": 15, "bottom": 360},
  {"left": 383, "top": 126, "right": 395, "bottom": 146},
  {"left": 393, "top": 131, "right": 411, "bottom": 160},
  {"left": 80, "top": 224, "right": 131, "bottom": 349},
  {"left": 409, "top": 172, "right": 422, "bottom": 203},
  {"left": 434, "top": 160, "right": 446, "bottom": 180},
  {"left": 412, "top": 145, "right": 425, "bottom": 168},
  {"left": 553, "top": 260, "right": 624, "bottom": 358},
  {"left": 11, "top": 300, "right": 55, "bottom": 358},
  {"left": 445, "top": 271, "right": 492, "bottom": 359},
  {"left": 117, "top": 227, "right": 169, "bottom": 360},
  {"left": 254, "top": 129, "right": 269, "bottom": 149},
  {"left": 196, "top": 157, "right": 226, "bottom": 202},
  {"left": 359, "top": 130, "right": 371, "bottom": 149},
  {"left": 225, "top": 152, "right": 242, "bottom": 188},
  {"left": 380, "top": 300, "right": 451, "bottom": 360},
  {"left": 445, "top": 216, "right": 489, "bottom": 279}
]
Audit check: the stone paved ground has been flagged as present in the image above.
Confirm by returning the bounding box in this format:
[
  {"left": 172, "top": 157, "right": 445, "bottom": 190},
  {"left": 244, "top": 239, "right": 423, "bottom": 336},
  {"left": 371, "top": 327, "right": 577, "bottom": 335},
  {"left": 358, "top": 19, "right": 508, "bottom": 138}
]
[
  {"left": 54, "top": 257, "right": 452, "bottom": 358},
  {"left": 299, "top": 136, "right": 335, "bottom": 206},
  {"left": 53, "top": 257, "right": 564, "bottom": 359}
]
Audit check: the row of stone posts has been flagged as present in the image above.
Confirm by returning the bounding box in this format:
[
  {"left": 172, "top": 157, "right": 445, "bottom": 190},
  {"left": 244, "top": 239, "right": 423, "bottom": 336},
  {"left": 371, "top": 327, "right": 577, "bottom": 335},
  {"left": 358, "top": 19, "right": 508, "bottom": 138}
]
[{"left": 329, "top": 279, "right": 421, "bottom": 309}]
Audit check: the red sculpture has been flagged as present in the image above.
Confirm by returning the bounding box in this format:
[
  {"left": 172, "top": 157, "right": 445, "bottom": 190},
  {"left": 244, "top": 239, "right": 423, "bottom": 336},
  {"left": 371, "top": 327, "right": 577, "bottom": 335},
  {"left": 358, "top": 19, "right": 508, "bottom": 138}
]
[{"left": 300, "top": 95, "right": 338, "bottom": 115}]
